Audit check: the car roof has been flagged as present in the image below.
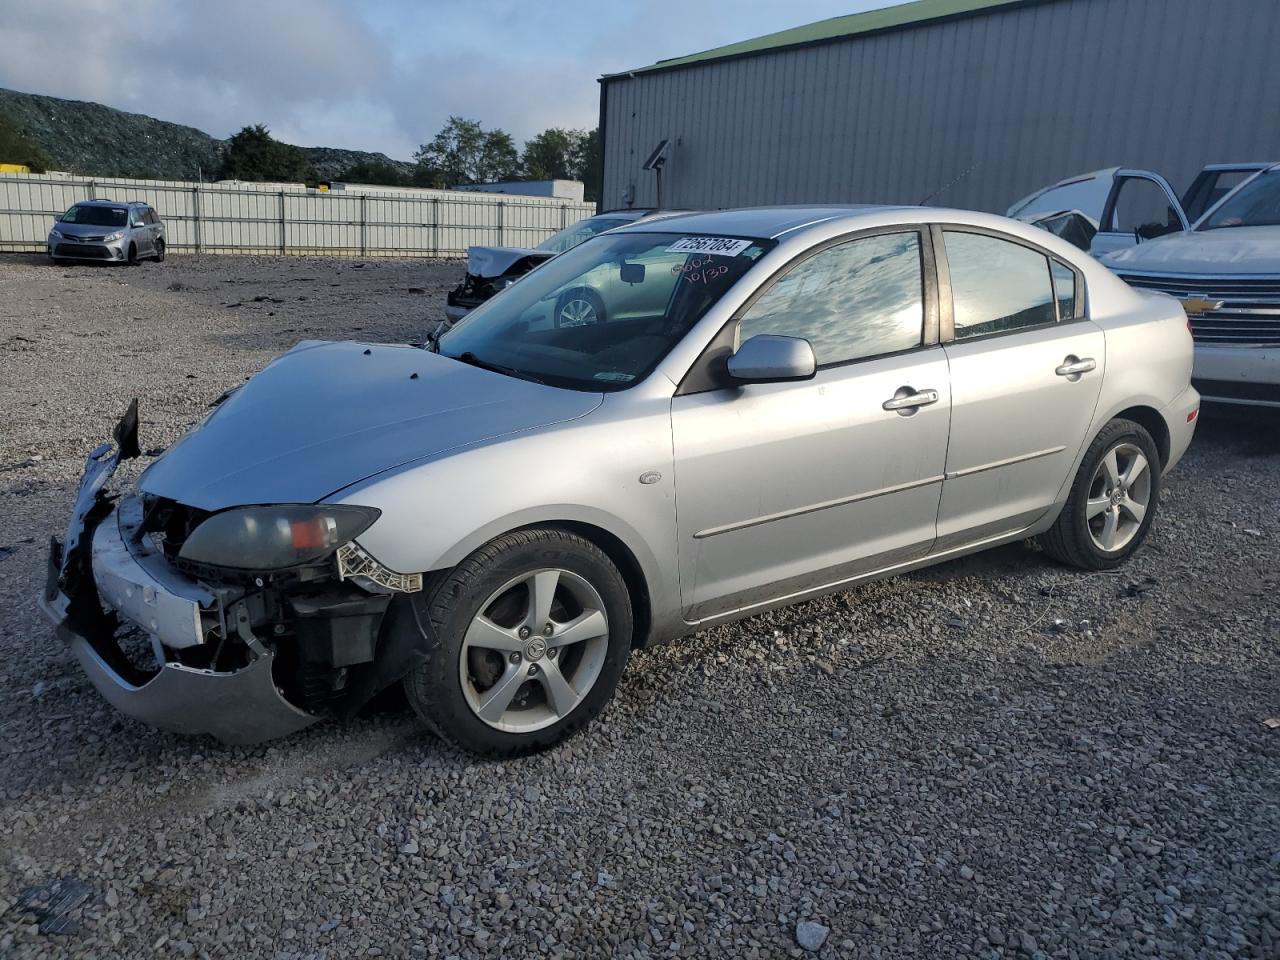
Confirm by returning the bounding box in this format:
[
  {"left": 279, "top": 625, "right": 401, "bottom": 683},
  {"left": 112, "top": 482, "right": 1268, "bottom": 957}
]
[
  {"left": 615, "top": 204, "right": 911, "bottom": 240},
  {"left": 74, "top": 199, "right": 146, "bottom": 207}
]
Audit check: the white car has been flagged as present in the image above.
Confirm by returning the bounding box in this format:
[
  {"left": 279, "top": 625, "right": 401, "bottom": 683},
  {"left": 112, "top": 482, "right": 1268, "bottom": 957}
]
[{"left": 1013, "top": 163, "right": 1280, "bottom": 408}]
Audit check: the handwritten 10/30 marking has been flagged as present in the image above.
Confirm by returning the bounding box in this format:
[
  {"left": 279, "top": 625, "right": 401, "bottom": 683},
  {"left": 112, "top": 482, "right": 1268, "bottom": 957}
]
[{"left": 671, "top": 258, "right": 730, "bottom": 284}]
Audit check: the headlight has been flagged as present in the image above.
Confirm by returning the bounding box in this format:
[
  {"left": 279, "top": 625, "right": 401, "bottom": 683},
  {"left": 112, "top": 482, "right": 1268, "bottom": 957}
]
[
  {"left": 49, "top": 228, "right": 62, "bottom": 238},
  {"left": 178, "top": 504, "right": 381, "bottom": 571},
  {"left": 104, "top": 231, "right": 125, "bottom": 242}
]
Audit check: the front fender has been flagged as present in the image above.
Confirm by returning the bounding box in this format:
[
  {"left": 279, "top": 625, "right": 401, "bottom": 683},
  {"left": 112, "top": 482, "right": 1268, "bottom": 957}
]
[{"left": 329, "top": 397, "right": 683, "bottom": 640}]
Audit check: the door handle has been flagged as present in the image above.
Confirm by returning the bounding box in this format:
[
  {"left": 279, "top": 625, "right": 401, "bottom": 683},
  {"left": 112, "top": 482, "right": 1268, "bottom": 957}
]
[
  {"left": 1055, "top": 356, "right": 1096, "bottom": 378},
  {"left": 882, "top": 387, "right": 939, "bottom": 412}
]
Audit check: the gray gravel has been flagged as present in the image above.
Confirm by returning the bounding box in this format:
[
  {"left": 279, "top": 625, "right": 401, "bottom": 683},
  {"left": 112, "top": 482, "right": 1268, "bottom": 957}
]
[{"left": 0, "top": 252, "right": 1277, "bottom": 959}]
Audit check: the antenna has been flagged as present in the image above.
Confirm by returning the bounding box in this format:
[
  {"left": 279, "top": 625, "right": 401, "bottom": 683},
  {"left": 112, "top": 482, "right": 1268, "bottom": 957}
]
[{"left": 642, "top": 139, "right": 670, "bottom": 209}]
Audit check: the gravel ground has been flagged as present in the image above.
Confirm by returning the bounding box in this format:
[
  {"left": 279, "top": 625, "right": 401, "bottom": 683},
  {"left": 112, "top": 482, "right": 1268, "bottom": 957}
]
[{"left": 0, "top": 253, "right": 1276, "bottom": 959}]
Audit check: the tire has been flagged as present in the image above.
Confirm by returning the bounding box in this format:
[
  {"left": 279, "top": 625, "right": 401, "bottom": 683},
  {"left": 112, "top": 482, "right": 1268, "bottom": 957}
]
[
  {"left": 154, "top": 239, "right": 165, "bottom": 262},
  {"left": 126, "top": 243, "right": 138, "bottom": 266},
  {"left": 554, "top": 287, "right": 605, "bottom": 328},
  {"left": 402, "top": 527, "right": 633, "bottom": 757},
  {"left": 1037, "top": 418, "right": 1161, "bottom": 570}
]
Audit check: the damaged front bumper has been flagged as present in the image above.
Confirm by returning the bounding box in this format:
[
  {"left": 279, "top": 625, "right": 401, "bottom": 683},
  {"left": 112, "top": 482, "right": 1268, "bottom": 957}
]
[{"left": 40, "top": 403, "right": 405, "bottom": 746}]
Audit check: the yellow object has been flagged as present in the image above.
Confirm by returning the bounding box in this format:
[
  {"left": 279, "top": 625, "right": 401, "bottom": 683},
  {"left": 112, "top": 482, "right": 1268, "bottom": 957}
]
[{"left": 0, "top": 163, "right": 31, "bottom": 174}]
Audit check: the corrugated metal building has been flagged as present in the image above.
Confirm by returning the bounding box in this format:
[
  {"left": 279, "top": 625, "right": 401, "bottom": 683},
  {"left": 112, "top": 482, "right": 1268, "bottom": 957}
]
[{"left": 598, "top": 0, "right": 1280, "bottom": 214}]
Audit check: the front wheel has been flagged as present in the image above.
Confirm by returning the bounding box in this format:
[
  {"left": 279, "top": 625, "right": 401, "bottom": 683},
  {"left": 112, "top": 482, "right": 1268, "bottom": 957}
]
[
  {"left": 154, "top": 238, "right": 166, "bottom": 262},
  {"left": 126, "top": 243, "right": 138, "bottom": 266},
  {"left": 1037, "top": 419, "right": 1161, "bottom": 569},
  {"left": 554, "top": 287, "right": 605, "bottom": 328},
  {"left": 402, "top": 528, "right": 632, "bottom": 757}
]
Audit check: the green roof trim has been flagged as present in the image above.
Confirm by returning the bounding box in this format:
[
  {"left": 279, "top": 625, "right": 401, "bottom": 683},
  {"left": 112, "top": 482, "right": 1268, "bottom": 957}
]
[{"left": 604, "top": 0, "right": 1025, "bottom": 78}]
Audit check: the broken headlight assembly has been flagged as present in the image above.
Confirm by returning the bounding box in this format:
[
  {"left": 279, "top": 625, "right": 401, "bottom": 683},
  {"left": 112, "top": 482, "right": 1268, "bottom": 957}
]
[{"left": 177, "top": 504, "right": 381, "bottom": 572}]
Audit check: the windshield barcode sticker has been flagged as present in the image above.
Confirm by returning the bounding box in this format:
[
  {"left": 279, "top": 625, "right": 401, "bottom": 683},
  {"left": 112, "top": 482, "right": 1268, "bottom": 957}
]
[{"left": 666, "top": 237, "right": 753, "bottom": 257}]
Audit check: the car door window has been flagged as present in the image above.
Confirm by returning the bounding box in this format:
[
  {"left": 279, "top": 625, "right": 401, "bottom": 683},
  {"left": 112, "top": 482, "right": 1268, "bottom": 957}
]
[
  {"left": 1050, "top": 259, "right": 1078, "bottom": 321},
  {"left": 944, "top": 231, "right": 1056, "bottom": 339},
  {"left": 737, "top": 232, "right": 924, "bottom": 365},
  {"left": 1107, "top": 178, "right": 1183, "bottom": 239},
  {"left": 144, "top": 208, "right": 158, "bottom": 225}
]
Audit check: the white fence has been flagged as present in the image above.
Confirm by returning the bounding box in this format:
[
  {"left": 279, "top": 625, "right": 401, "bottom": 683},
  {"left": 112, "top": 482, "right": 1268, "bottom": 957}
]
[{"left": 0, "top": 173, "right": 597, "bottom": 258}]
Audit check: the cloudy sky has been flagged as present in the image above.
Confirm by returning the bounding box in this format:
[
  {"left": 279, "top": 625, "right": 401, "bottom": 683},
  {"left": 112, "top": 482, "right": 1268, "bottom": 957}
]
[{"left": 1, "top": 0, "right": 905, "bottom": 161}]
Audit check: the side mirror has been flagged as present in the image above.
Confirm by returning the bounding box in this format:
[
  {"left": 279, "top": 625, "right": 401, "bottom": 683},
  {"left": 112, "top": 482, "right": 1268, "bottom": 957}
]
[
  {"left": 726, "top": 335, "right": 816, "bottom": 384},
  {"left": 619, "top": 262, "right": 645, "bottom": 284}
]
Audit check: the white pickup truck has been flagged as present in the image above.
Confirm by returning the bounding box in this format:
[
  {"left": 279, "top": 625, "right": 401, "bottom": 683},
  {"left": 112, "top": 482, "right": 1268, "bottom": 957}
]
[{"left": 1011, "top": 163, "right": 1280, "bottom": 409}]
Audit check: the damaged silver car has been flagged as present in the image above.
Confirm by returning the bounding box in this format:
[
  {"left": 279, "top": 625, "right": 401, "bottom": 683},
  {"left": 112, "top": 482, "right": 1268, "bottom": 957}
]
[
  {"left": 43, "top": 207, "right": 1198, "bottom": 757},
  {"left": 444, "top": 208, "right": 683, "bottom": 323}
]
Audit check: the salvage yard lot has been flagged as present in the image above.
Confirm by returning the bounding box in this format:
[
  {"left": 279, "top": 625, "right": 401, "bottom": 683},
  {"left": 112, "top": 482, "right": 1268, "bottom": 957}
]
[{"left": 0, "top": 253, "right": 1276, "bottom": 959}]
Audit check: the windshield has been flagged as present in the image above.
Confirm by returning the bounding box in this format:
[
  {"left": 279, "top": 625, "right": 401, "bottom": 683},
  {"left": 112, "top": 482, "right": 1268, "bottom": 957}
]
[
  {"left": 1201, "top": 170, "right": 1280, "bottom": 229},
  {"left": 536, "top": 215, "right": 634, "bottom": 254},
  {"left": 439, "top": 231, "right": 773, "bottom": 391},
  {"left": 60, "top": 205, "right": 128, "bottom": 227}
]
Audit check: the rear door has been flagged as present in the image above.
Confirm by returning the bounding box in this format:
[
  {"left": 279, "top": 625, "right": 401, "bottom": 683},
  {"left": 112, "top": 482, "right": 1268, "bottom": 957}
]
[{"left": 934, "top": 226, "right": 1104, "bottom": 549}]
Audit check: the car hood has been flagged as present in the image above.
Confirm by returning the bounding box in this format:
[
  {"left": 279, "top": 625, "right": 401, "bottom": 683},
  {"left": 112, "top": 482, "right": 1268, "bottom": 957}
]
[
  {"left": 466, "top": 245, "right": 552, "bottom": 278},
  {"left": 1102, "top": 226, "right": 1280, "bottom": 274},
  {"left": 139, "top": 340, "right": 602, "bottom": 511},
  {"left": 53, "top": 221, "right": 125, "bottom": 237}
]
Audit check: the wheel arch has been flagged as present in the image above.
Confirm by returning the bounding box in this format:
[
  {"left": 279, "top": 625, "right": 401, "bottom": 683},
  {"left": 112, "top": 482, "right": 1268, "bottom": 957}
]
[
  {"left": 1110, "top": 404, "right": 1171, "bottom": 468},
  {"left": 415, "top": 509, "right": 662, "bottom": 651},
  {"left": 542, "top": 520, "right": 653, "bottom": 650}
]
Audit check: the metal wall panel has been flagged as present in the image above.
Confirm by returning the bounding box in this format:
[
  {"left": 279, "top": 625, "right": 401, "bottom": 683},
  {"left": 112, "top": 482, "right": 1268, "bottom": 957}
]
[
  {"left": 602, "top": 0, "right": 1280, "bottom": 214},
  {"left": 0, "top": 174, "right": 595, "bottom": 257}
]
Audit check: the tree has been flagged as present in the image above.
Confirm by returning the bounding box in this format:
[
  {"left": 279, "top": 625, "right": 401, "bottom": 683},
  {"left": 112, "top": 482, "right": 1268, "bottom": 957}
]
[
  {"left": 219, "top": 124, "right": 315, "bottom": 183},
  {"left": 521, "top": 128, "right": 579, "bottom": 181},
  {"left": 477, "top": 129, "right": 520, "bottom": 183},
  {"left": 571, "top": 128, "right": 601, "bottom": 204},
  {"left": 0, "top": 111, "right": 51, "bottom": 172},
  {"left": 334, "top": 159, "right": 409, "bottom": 187},
  {"left": 413, "top": 117, "right": 520, "bottom": 186}
]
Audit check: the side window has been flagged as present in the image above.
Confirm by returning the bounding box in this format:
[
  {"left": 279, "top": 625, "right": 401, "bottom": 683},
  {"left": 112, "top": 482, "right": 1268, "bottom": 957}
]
[
  {"left": 737, "top": 232, "right": 924, "bottom": 366},
  {"left": 1050, "top": 259, "right": 1077, "bottom": 321},
  {"left": 944, "top": 231, "right": 1056, "bottom": 339},
  {"left": 130, "top": 207, "right": 145, "bottom": 226},
  {"left": 1108, "top": 177, "right": 1182, "bottom": 239},
  {"left": 145, "top": 208, "right": 158, "bottom": 225}
]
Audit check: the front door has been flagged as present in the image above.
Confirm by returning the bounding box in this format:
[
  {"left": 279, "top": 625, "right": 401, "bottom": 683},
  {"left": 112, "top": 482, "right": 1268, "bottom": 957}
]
[
  {"left": 671, "top": 229, "right": 951, "bottom": 621},
  {"left": 934, "top": 227, "right": 1105, "bottom": 548},
  {"left": 1091, "top": 171, "right": 1189, "bottom": 257}
]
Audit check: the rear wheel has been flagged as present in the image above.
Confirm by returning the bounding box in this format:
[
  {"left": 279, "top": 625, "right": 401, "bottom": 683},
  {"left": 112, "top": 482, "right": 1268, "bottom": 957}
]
[
  {"left": 1037, "top": 419, "right": 1161, "bottom": 569},
  {"left": 402, "top": 528, "right": 632, "bottom": 756}
]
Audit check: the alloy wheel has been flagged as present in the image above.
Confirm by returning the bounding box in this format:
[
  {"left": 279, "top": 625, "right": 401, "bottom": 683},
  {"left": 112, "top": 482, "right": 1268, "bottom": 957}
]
[
  {"left": 1086, "top": 442, "right": 1151, "bottom": 552},
  {"left": 459, "top": 568, "right": 610, "bottom": 733},
  {"left": 558, "top": 297, "right": 598, "bottom": 327}
]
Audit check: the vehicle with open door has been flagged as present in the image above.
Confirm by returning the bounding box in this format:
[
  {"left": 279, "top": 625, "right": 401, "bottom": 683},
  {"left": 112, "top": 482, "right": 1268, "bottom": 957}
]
[{"left": 1007, "top": 163, "right": 1271, "bottom": 256}]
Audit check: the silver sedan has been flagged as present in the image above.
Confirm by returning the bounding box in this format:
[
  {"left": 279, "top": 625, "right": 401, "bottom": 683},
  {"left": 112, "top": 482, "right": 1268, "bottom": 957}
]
[{"left": 42, "top": 206, "right": 1199, "bottom": 756}]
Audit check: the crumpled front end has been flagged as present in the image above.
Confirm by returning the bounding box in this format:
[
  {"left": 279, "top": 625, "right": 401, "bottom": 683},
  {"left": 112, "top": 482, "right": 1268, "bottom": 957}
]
[
  {"left": 444, "top": 247, "right": 552, "bottom": 323},
  {"left": 41, "top": 403, "right": 419, "bottom": 745}
]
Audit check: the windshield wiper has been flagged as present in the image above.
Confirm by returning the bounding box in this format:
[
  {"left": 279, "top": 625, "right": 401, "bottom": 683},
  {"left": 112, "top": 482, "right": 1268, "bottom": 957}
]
[
  {"left": 453, "top": 351, "right": 546, "bottom": 386},
  {"left": 416, "top": 320, "right": 447, "bottom": 352}
]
